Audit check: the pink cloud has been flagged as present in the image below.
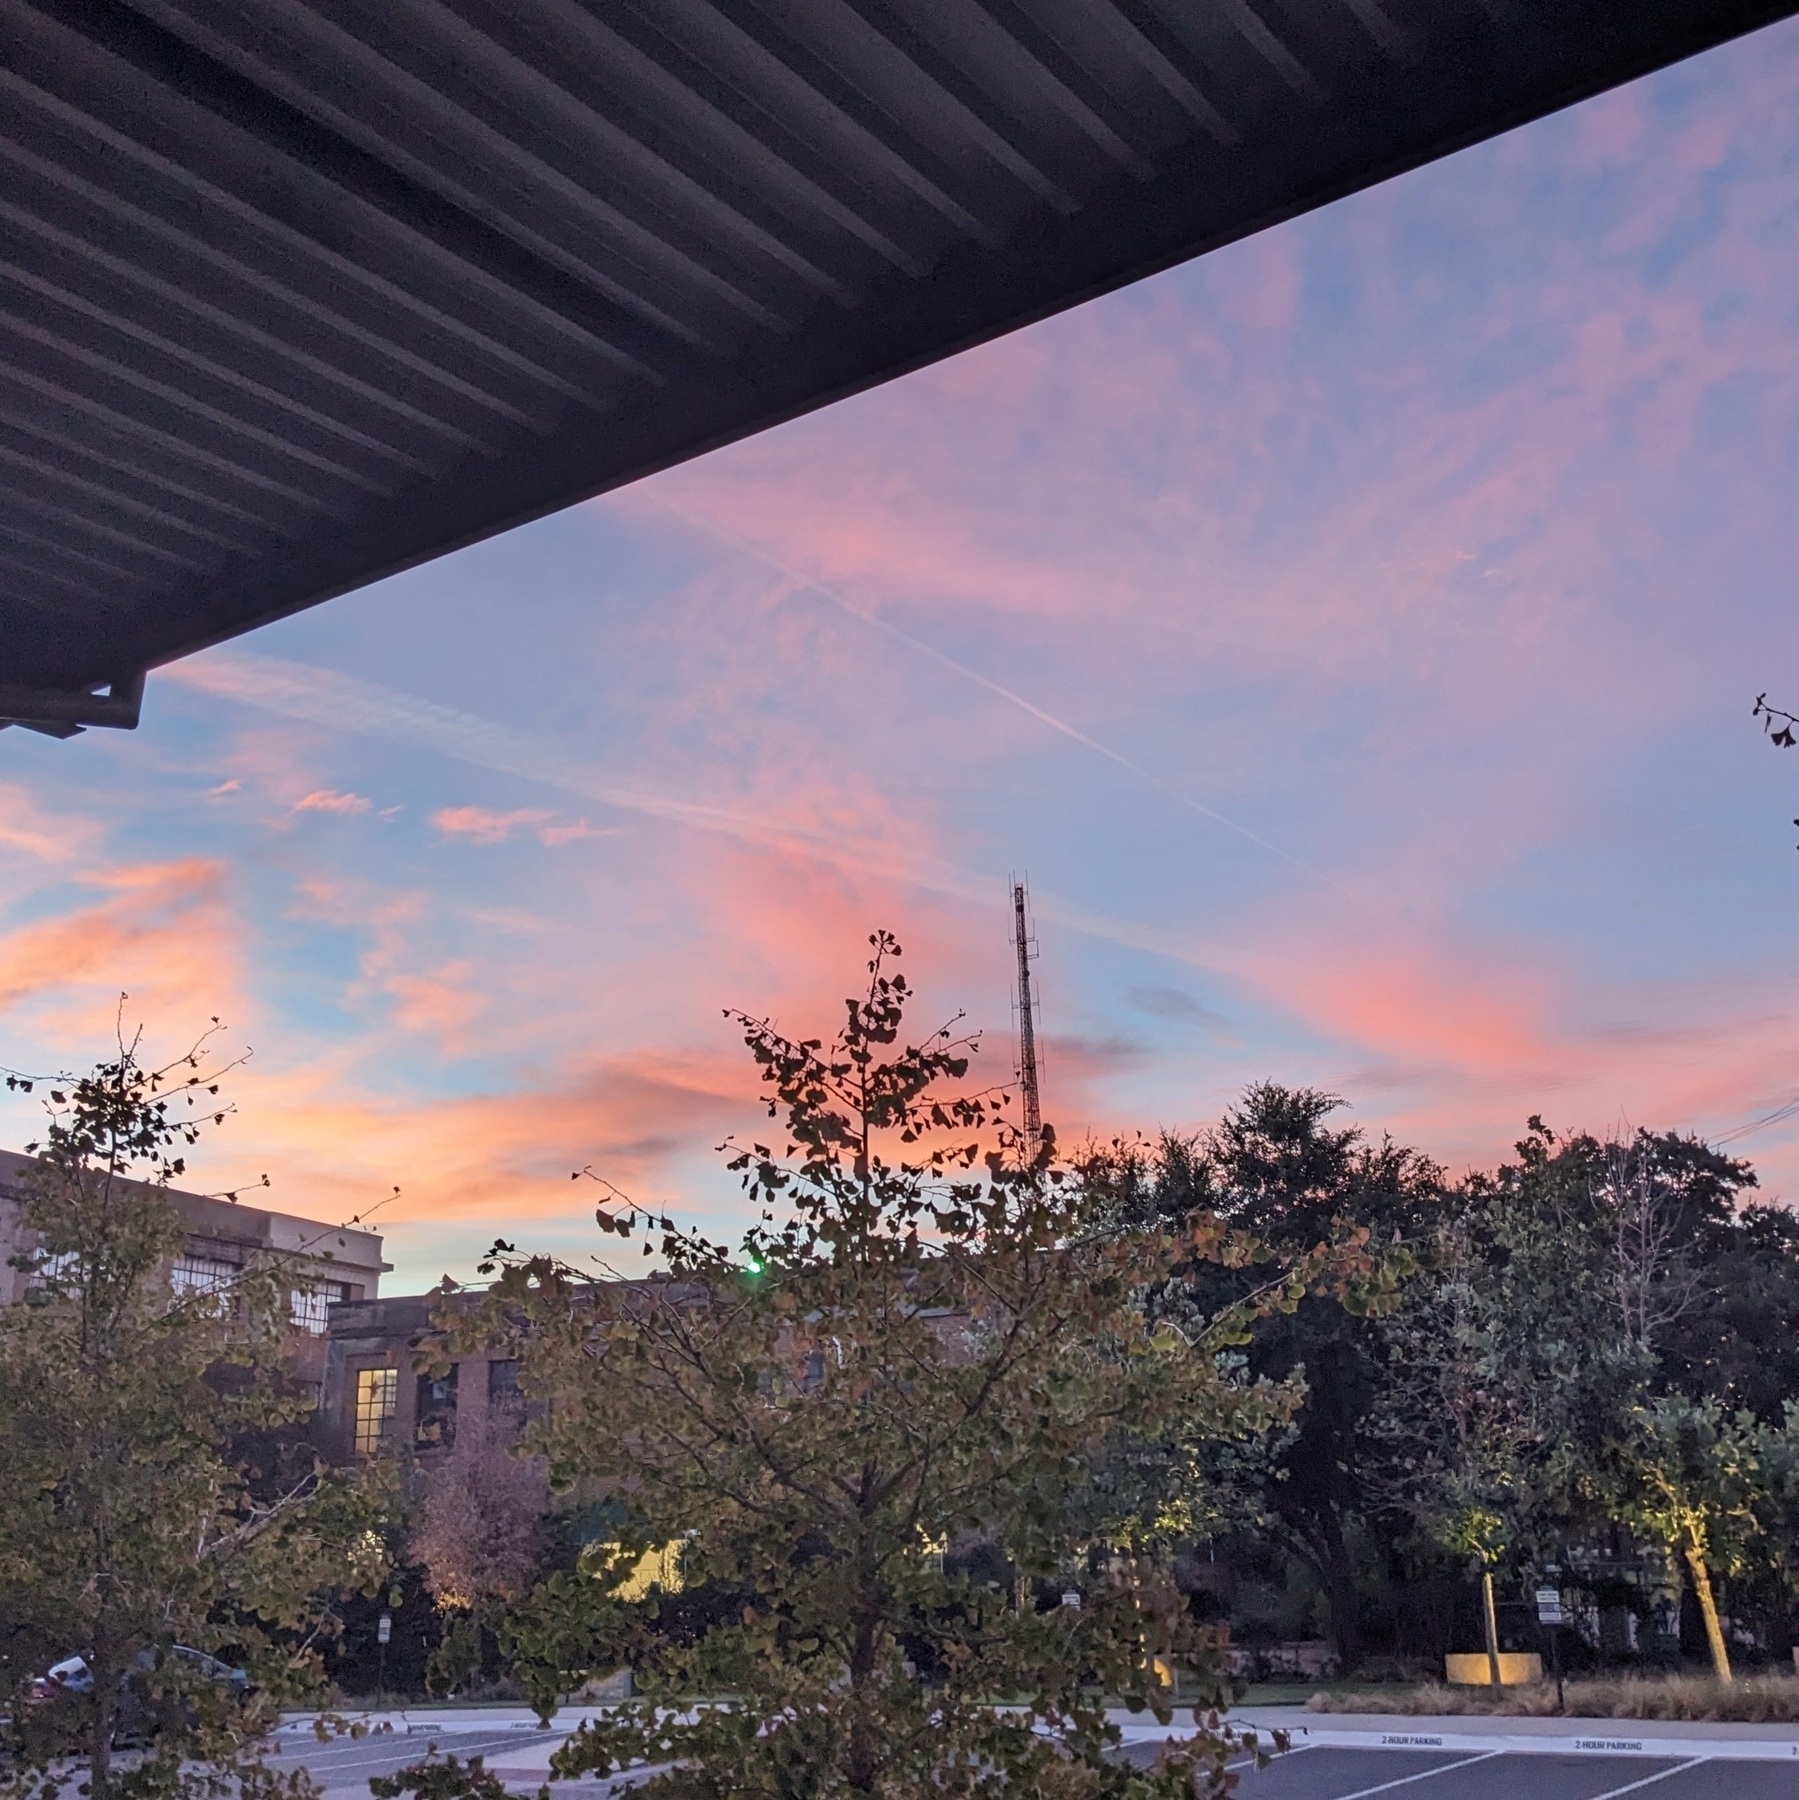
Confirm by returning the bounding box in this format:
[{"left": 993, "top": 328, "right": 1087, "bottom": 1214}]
[
  {"left": 0, "top": 859, "right": 245, "bottom": 1053},
  {"left": 432, "top": 806, "right": 551, "bottom": 845},
  {"left": 292, "top": 788, "right": 372, "bottom": 816},
  {"left": 537, "top": 819, "right": 615, "bottom": 847},
  {"left": 0, "top": 782, "right": 98, "bottom": 863}
]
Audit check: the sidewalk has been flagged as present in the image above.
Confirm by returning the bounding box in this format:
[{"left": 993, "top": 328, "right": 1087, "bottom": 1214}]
[
  {"left": 275, "top": 1700, "right": 1799, "bottom": 1769},
  {"left": 1222, "top": 1704, "right": 1799, "bottom": 1762}
]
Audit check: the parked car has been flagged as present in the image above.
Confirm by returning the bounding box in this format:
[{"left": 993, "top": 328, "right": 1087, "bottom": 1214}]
[
  {"left": 27, "top": 1647, "right": 251, "bottom": 1740},
  {"left": 27, "top": 1654, "right": 93, "bottom": 1705}
]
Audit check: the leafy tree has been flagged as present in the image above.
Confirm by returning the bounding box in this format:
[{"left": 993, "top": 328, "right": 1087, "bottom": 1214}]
[
  {"left": 1387, "top": 1121, "right": 1796, "bottom": 1674},
  {"left": 1114, "top": 1089, "right": 1436, "bottom": 1667},
  {"left": 1613, "top": 1396, "right": 1764, "bottom": 1684},
  {"left": 0, "top": 1033, "right": 389, "bottom": 1800},
  {"left": 411, "top": 1407, "right": 551, "bottom": 1695},
  {"left": 1366, "top": 1209, "right": 1543, "bottom": 1691},
  {"left": 432, "top": 937, "right": 1386, "bottom": 1797}
]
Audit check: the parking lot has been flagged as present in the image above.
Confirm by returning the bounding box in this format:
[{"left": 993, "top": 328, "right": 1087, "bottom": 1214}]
[
  {"left": 269, "top": 1718, "right": 1799, "bottom": 1800},
  {"left": 1125, "top": 1743, "right": 1799, "bottom": 1798}
]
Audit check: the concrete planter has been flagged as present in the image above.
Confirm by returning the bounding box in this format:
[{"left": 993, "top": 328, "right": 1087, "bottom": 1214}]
[{"left": 1444, "top": 1652, "right": 1543, "bottom": 1686}]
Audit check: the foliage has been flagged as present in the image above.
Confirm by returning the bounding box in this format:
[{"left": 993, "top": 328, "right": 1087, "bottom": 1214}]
[
  {"left": 1087, "top": 1090, "right": 1434, "bottom": 1665},
  {"left": 410, "top": 1404, "right": 551, "bottom": 1695},
  {"left": 0, "top": 1030, "right": 390, "bottom": 1800},
  {"left": 1752, "top": 691, "right": 1799, "bottom": 749},
  {"left": 1358, "top": 1118, "right": 1799, "bottom": 1670},
  {"left": 1611, "top": 1395, "right": 1765, "bottom": 1681},
  {"left": 1366, "top": 1198, "right": 1561, "bottom": 1587},
  {"left": 423, "top": 936, "right": 1403, "bottom": 1797},
  {"left": 369, "top": 1753, "right": 538, "bottom": 1800}
]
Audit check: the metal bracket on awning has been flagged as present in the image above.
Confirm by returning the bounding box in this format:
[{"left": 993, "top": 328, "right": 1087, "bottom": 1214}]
[{"left": 0, "top": 672, "right": 147, "bottom": 738}]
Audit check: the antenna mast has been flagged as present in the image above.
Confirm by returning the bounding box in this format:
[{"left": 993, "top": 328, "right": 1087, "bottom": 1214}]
[{"left": 1011, "top": 879, "right": 1041, "bottom": 1152}]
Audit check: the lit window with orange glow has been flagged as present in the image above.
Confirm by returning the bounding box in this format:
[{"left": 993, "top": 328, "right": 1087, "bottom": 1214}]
[{"left": 353, "top": 1366, "right": 396, "bottom": 1455}]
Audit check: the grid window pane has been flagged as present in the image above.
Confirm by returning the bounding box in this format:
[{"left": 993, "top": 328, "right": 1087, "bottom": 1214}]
[
  {"left": 487, "top": 1359, "right": 522, "bottom": 1411},
  {"left": 353, "top": 1367, "right": 397, "bottom": 1455},
  {"left": 290, "top": 1280, "right": 350, "bottom": 1334},
  {"left": 31, "top": 1248, "right": 82, "bottom": 1286},
  {"left": 171, "top": 1253, "right": 237, "bottom": 1306}
]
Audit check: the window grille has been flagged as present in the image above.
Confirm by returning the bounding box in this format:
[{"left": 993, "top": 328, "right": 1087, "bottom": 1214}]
[
  {"left": 30, "top": 1248, "right": 81, "bottom": 1286},
  {"left": 170, "top": 1252, "right": 237, "bottom": 1304},
  {"left": 289, "top": 1280, "right": 351, "bottom": 1334},
  {"left": 353, "top": 1367, "right": 397, "bottom": 1455},
  {"left": 487, "top": 1359, "right": 523, "bottom": 1411}
]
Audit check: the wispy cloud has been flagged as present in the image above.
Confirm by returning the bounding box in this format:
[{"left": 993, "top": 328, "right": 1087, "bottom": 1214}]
[
  {"left": 432, "top": 805, "right": 552, "bottom": 845},
  {"left": 292, "top": 788, "right": 371, "bottom": 816},
  {"left": 167, "top": 650, "right": 1274, "bottom": 982},
  {"left": 431, "top": 806, "right": 619, "bottom": 848},
  {"left": 538, "top": 820, "right": 615, "bottom": 847},
  {"left": 633, "top": 495, "right": 1340, "bottom": 891},
  {"left": 170, "top": 650, "right": 991, "bottom": 903},
  {"left": 0, "top": 859, "right": 236, "bottom": 1023},
  {"left": 0, "top": 782, "right": 98, "bottom": 863}
]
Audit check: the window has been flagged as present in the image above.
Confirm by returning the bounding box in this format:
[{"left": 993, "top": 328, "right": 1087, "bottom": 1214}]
[
  {"left": 289, "top": 1279, "right": 351, "bottom": 1335},
  {"left": 170, "top": 1252, "right": 237, "bottom": 1305},
  {"left": 487, "top": 1358, "right": 522, "bottom": 1411},
  {"left": 415, "top": 1365, "right": 458, "bottom": 1449},
  {"left": 30, "top": 1248, "right": 82, "bottom": 1287},
  {"left": 353, "top": 1367, "right": 397, "bottom": 1455}
]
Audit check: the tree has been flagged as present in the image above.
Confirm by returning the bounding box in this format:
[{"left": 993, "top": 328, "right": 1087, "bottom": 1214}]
[
  {"left": 1409, "top": 1117, "right": 1799, "bottom": 1678},
  {"left": 1367, "top": 1209, "right": 1543, "bottom": 1694},
  {"left": 434, "top": 936, "right": 1382, "bottom": 1798},
  {"left": 411, "top": 1406, "right": 551, "bottom": 1695},
  {"left": 0, "top": 1032, "right": 389, "bottom": 1800},
  {"left": 1117, "top": 1090, "right": 1436, "bottom": 1668},
  {"left": 1614, "top": 1396, "right": 1764, "bottom": 1684}
]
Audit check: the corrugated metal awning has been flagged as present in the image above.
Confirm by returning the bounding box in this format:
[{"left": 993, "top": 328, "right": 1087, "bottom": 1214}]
[{"left": 3, "top": 0, "right": 1791, "bottom": 733}]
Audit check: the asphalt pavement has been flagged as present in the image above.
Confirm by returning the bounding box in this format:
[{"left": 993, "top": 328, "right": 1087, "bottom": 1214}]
[
  {"left": 268, "top": 1713, "right": 1799, "bottom": 1799},
  {"left": 1120, "top": 1742, "right": 1799, "bottom": 1797}
]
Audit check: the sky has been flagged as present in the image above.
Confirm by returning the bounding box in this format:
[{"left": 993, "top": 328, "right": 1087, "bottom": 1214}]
[{"left": 6, "top": 20, "right": 1799, "bottom": 1291}]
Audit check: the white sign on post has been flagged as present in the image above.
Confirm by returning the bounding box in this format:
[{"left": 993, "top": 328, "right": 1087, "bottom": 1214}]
[
  {"left": 377, "top": 1612, "right": 393, "bottom": 1645},
  {"left": 1535, "top": 1587, "right": 1565, "bottom": 1626}
]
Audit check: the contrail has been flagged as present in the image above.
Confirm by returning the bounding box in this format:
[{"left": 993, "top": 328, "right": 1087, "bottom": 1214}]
[
  {"left": 169, "top": 651, "right": 971, "bottom": 896},
  {"left": 166, "top": 650, "right": 1249, "bottom": 983},
  {"left": 629, "top": 494, "right": 1341, "bottom": 890}
]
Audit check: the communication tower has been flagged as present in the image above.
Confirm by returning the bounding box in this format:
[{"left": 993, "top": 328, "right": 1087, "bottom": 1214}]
[{"left": 1010, "top": 879, "right": 1042, "bottom": 1152}]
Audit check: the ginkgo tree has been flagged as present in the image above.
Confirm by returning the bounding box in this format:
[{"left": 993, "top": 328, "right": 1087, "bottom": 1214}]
[
  {"left": 0, "top": 1028, "right": 390, "bottom": 1800},
  {"left": 427, "top": 933, "right": 1404, "bottom": 1800}
]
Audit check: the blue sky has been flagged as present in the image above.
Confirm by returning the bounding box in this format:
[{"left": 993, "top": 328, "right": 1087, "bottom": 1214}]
[{"left": 5, "top": 18, "right": 1799, "bottom": 1290}]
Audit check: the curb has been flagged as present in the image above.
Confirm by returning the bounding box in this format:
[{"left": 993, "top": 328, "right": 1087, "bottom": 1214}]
[{"left": 1226, "top": 1717, "right": 1799, "bottom": 1763}]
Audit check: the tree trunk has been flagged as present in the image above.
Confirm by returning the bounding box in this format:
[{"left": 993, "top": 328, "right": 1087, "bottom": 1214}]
[
  {"left": 1297, "top": 1512, "right": 1362, "bottom": 1673},
  {"left": 845, "top": 1537, "right": 881, "bottom": 1795},
  {"left": 89, "top": 1662, "right": 114, "bottom": 1800},
  {"left": 1684, "top": 1545, "right": 1733, "bottom": 1684},
  {"left": 1480, "top": 1568, "right": 1503, "bottom": 1695}
]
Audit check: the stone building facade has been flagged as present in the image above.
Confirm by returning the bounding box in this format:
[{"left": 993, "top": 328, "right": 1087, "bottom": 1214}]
[
  {"left": 318, "top": 1293, "right": 523, "bottom": 1464},
  {"left": 0, "top": 1147, "right": 388, "bottom": 1390}
]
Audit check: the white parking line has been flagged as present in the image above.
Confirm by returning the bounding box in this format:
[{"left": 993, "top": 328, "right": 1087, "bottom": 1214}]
[
  {"left": 1319, "top": 1751, "right": 1503, "bottom": 1800},
  {"left": 1586, "top": 1759, "right": 1708, "bottom": 1800}
]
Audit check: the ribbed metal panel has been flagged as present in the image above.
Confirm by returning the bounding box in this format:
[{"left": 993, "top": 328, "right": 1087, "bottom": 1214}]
[{"left": 1, "top": 0, "right": 1792, "bottom": 730}]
